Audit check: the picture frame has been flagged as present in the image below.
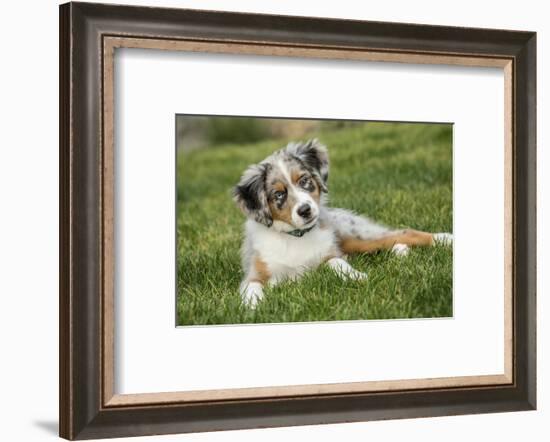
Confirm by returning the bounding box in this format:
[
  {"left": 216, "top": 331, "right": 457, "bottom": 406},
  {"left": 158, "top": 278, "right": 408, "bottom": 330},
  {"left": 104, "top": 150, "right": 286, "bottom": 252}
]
[{"left": 59, "top": 2, "right": 536, "bottom": 440}]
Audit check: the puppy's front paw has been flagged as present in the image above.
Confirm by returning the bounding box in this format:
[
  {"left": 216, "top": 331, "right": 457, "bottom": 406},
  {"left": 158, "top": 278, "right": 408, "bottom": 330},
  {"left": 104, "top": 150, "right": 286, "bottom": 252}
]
[
  {"left": 327, "top": 257, "right": 367, "bottom": 281},
  {"left": 391, "top": 243, "right": 410, "bottom": 256},
  {"left": 240, "top": 281, "right": 264, "bottom": 308},
  {"left": 433, "top": 233, "right": 453, "bottom": 246}
]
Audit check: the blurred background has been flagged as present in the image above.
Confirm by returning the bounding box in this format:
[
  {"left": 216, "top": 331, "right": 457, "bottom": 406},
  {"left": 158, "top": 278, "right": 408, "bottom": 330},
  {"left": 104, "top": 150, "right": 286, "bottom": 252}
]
[{"left": 176, "top": 115, "right": 367, "bottom": 151}]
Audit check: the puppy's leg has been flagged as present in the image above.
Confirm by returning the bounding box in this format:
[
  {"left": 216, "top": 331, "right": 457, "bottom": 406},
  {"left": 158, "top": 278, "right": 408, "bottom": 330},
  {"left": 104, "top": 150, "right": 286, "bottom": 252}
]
[
  {"left": 326, "top": 257, "right": 368, "bottom": 281},
  {"left": 239, "top": 255, "right": 271, "bottom": 308},
  {"left": 340, "top": 229, "right": 452, "bottom": 254},
  {"left": 239, "top": 281, "right": 264, "bottom": 308}
]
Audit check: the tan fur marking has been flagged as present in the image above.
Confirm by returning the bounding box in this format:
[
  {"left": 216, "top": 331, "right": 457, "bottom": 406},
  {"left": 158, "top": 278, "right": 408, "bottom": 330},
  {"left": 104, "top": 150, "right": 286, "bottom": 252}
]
[
  {"left": 272, "top": 181, "right": 286, "bottom": 192},
  {"left": 291, "top": 169, "right": 302, "bottom": 184},
  {"left": 310, "top": 180, "right": 320, "bottom": 203},
  {"left": 269, "top": 199, "right": 294, "bottom": 224},
  {"left": 339, "top": 229, "right": 434, "bottom": 254},
  {"left": 253, "top": 256, "right": 271, "bottom": 284}
]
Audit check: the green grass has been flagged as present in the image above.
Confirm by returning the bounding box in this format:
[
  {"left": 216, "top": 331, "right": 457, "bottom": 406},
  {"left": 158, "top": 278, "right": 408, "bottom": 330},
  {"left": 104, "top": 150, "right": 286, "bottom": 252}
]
[{"left": 176, "top": 121, "right": 453, "bottom": 325}]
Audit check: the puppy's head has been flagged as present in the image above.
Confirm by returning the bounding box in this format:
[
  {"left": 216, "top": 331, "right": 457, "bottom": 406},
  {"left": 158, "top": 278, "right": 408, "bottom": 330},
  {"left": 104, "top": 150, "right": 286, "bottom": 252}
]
[{"left": 233, "top": 139, "right": 329, "bottom": 233}]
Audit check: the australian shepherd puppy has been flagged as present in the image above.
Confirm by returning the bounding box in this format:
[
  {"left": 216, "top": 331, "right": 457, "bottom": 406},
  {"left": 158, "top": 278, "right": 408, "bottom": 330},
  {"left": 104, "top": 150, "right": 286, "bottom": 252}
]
[{"left": 233, "top": 139, "right": 452, "bottom": 307}]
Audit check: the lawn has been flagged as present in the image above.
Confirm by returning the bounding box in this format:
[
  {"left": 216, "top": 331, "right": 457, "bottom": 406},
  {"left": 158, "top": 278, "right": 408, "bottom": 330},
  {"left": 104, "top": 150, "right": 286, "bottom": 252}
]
[{"left": 176, "top": 121, "right": 453, "bottom": 325}]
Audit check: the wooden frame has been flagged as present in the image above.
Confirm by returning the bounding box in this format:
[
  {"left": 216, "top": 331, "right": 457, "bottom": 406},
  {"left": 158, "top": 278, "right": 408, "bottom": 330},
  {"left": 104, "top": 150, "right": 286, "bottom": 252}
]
[{"left": 59, "top": 2, "right": 536, "bottom": 440}]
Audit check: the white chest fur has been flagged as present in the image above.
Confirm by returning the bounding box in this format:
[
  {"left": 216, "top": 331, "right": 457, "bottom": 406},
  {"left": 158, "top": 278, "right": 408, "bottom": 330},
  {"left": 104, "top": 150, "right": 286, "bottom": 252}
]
[{"left": 245, "top": 220, "right": 337, "bottom": 284}]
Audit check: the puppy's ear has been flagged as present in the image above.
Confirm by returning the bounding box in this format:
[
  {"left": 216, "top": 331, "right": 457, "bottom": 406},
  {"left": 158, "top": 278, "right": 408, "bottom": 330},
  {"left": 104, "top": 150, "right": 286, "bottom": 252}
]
[
  {"left": 288, "top": 139, "right": 329, "bottom": 192},
  {"left": 233, "top": 163, "right": 273, "bottom": 227}
]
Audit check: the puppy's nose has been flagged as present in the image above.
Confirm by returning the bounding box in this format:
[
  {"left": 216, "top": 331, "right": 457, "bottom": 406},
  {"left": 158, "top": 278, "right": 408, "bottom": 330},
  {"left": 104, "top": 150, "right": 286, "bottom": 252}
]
[{"left": 297, "top": 204, "right": 312, "bottom": 219}]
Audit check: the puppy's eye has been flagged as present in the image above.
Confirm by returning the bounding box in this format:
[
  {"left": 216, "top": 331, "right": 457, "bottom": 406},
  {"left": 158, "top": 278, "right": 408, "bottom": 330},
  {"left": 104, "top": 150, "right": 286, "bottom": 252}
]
[
  {"left": 299, "top": 176, "right": 312, "bottom": 188},
  {"left": 274, "top": 190, "right": 286, "bottom": 200}
]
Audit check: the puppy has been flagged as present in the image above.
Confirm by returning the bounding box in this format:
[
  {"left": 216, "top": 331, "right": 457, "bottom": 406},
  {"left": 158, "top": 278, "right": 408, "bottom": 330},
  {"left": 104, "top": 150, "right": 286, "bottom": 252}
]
[{"left": 233, "top": 139, "right": 452, "bottom": 307}]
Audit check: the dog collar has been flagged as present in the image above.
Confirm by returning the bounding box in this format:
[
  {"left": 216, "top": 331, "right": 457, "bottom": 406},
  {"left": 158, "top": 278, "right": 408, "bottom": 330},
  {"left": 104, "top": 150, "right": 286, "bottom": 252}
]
[{"left": 286, "top": 224, "right": 316, "bottom": 237}]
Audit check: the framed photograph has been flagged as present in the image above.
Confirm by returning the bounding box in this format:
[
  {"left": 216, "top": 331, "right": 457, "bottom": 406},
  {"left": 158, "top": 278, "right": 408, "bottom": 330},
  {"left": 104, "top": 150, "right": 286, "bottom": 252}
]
[{"left": 59, "top": 2, "right": 536, "bottom": 440}]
